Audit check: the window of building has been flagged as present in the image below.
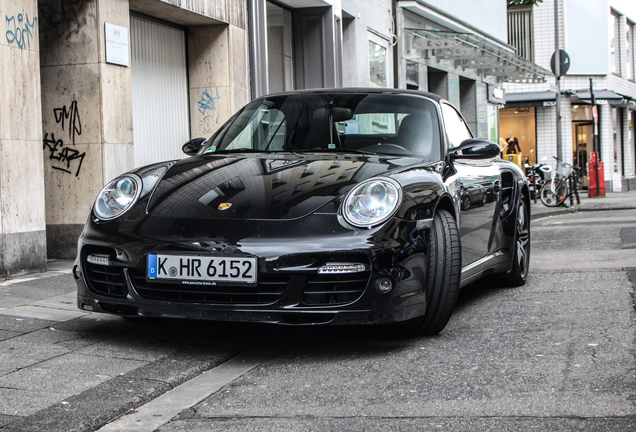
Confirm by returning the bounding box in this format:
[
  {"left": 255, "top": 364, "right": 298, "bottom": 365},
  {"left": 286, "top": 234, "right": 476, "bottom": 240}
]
[
  {"left": 611, "top": 12, "right": 621, "bottom": 75},
  {"left": 267, "top": 2, "right": 294, "bottom": 93},
  {"left": 628, "top": 21, "right": 634, "bottom": 81},
  {"left": 487, "top": 104, "right": 499, "bottom": 143},
  {"left": 368, "top": 35, "right": 388, "bottom": 88},
  {"left": 507, "top": 6, "right": 533, "bottom": 62},
  {"left": 498, "top": 107, "right": 537, "bottom": 165}
]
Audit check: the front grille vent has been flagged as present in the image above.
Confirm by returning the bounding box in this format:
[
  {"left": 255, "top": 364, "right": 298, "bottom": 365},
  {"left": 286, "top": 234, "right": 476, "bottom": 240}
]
[
  {"left": 82, "top": 247, "right": 127, "bottom": 297},
  {"left": 302, "top": 271, "right": 369, "bottom": 306},
  {"left": 128, "top": 269, "right": 288, "bottom": 305}
]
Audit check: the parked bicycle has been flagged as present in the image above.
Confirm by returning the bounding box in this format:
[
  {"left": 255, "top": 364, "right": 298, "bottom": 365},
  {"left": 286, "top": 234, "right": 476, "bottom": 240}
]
[
  {"left": 524, "top": 162, "right": 552, "bottom": 203},
  {"left": 539, "top": 156, "right": 582, "bottom": 207}
]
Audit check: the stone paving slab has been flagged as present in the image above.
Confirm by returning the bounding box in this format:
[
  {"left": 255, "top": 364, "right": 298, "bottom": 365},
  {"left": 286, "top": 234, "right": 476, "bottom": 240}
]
[
  {"left": 0, "top": 305, "right": 88, "bottom": 322},
  {"left": 0, "top": 315, "right": 57, "bottom": 333},
  {"left": 0, "top": 329, "right": 20, "bottom": 342},
  {"left": 0, "top": 295, "right": 35, "bottom": 311},
  {"left": 0, "top": 387, "right": 69, "bottom": 417},
  {"left": 0, "top": 340, "right": 73, "bottom": 376},
  {"left": 32, "top": 291, "right": 79, "bottom": 311},
  {"left": 0, "top": 274, "right": 76, "bottom": 299},
  {"left": 0, "top": 376, "right": 173, "bottom": 432},
  {"left": 0, "top": 414, "right": 17, "bottom": 428}
]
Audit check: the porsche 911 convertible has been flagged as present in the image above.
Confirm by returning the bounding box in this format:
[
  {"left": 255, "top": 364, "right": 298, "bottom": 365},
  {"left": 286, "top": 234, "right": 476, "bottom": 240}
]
[{"left": 74, "top": 89, "right": 530, "bottom": 335}]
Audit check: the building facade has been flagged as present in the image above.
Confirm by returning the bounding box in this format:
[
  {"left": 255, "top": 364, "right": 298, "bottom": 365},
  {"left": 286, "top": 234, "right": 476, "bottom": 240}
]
[
  {"left": 1, "top": 0, "right": 399, "bottom": 276},
  {"left": 394, "top": 0, "right": 550, "bottom": 147},
  {"left": 1, "top": 0, "right": 555, "bottom": 277},
  {"left": 504, "top": 0, "right": 636, "bottom": 192}
]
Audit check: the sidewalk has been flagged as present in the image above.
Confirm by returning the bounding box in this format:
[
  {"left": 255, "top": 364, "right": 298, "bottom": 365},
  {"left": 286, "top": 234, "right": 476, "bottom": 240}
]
[{"left": 531, "top": 188, "right": 636, "bottom": 220}]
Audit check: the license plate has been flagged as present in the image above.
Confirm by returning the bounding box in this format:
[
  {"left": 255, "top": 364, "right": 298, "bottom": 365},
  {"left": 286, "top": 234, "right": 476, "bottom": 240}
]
[{"left": 147, "top": 254, "right": 257, "bottom": 284}]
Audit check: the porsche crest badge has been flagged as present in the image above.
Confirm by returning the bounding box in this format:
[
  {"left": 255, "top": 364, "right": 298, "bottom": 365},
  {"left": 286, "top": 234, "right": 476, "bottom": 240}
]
[{"left": 218, "top": 203, "right": 232, "bottom": 211}]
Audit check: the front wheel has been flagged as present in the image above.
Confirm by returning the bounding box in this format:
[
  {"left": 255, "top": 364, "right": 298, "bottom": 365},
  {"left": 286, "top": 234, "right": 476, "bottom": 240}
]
[
  {"left": 539, "top": 179, "right": 567, "bottom": 207},
  {"left": 399, "top": 209, "right": 461, "bottom": 336}
]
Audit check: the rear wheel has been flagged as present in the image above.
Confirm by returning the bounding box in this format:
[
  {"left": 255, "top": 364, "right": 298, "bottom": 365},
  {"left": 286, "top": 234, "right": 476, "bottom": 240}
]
[
  {"left": 400, "top": 209, "right": 461, "bottom": 335},
  {"left": 499, "top": 198, "right": 530, "bottom": 287}
]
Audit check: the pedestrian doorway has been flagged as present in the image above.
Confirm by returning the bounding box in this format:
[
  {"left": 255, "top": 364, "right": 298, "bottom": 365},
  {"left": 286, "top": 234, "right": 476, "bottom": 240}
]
[
  {"left": 571, "top": 104, "right": 594, "bottom": 189},
  {"left": 573, "top": 123, "right": 592, "bottom": 189}
]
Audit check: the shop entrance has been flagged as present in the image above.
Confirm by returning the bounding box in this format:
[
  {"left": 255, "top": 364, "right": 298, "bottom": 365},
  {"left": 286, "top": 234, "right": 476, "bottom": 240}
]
[
  {"left": 571, "top": 105, "right": 594, "bottom": 189},
  {"left": 573, "top": 122, "right": 593, "bottom": 189}
]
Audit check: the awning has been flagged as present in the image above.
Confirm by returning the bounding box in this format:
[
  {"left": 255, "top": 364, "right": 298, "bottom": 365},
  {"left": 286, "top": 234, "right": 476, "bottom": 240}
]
[
  {"left": 504, "top": 91, "right": 556, "bottom": 108},
  {"left": 403, "top": 28, "right": 553, "bottom": 84},
  {"left": 568, "top": 90, "right": 631, "bottom": 107}
]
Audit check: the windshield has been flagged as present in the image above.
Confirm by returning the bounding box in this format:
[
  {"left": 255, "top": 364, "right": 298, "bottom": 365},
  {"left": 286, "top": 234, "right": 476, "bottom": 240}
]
[{"left": 201, "top": 93, "right": 441, "bottom": 161}]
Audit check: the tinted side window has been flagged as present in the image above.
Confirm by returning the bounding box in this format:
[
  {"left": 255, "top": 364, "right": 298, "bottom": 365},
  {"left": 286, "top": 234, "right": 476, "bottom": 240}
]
[{"left": 441, "top": 104, "right": 472, "bottom": 148}]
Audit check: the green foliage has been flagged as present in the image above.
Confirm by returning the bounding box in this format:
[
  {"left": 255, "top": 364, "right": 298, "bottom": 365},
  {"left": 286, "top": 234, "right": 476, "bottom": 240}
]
[{"left": 507, "top": 0, "right": 543, "bottom": 6}]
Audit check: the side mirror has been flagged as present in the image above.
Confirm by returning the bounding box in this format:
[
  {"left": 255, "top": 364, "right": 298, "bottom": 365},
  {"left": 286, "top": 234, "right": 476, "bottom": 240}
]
[
  {"left": 450, "top": 139, "right": 501, "bottom": 160},
  {"left": 182, "top": 137, "right": 207, "bottom": 156}
]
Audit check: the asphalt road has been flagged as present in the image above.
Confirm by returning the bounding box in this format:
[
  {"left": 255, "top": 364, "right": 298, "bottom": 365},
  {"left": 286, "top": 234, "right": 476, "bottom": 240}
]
[{"left": 0, "top": 208, "right": 635, "bottom": 431}]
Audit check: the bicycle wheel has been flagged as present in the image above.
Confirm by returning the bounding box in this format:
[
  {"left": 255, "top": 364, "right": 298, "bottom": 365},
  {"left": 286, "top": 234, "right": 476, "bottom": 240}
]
[{"left": 539, "top": 179, "right": 567, "bottom": 207}]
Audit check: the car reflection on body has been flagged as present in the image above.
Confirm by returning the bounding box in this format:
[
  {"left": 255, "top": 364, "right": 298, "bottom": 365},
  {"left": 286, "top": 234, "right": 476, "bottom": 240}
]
[{"left": 74, "top": 88, "right": 530, "bottom": 335}]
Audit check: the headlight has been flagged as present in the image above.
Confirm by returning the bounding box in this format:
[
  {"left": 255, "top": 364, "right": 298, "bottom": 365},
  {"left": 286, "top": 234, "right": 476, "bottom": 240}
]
[
  {"left": 342, "top": 178, "right": 402, "bottom": 228},
  {"left": 94, "top": 175, "right": 142, "bottom": 220}
]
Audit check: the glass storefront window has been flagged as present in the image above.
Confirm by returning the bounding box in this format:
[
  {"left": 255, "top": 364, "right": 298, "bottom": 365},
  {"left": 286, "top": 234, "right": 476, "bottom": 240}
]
[
  {"left": 571, "top": 105, "right": 592, "bottom": 121},
  {"left": 487, "top": 104, "right": 499, "bottom": 143},
  {"left": 369, "top": 40, "right": 387, "bottom": 88},
  {"left": 267, "top": 2, "right": 294, "bottom": 93},
  {"left": 613, "top": 108, "right": 619, "bottom": 173},
  {"left": 628, "top": 23, "right": 634, "bottom": 80},
  {"left": 499, "top": 107, "right": 537, "bottom": 165}
]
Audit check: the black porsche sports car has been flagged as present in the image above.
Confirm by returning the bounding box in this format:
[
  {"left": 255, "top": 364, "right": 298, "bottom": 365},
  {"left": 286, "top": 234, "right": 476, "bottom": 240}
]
[{"left": 75, "top": 89, "right": 530, "bottom": 335}]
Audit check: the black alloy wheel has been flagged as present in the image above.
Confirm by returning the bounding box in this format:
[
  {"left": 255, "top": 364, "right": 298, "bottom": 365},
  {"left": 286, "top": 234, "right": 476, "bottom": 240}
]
[
  {"left": 400, "top": 209, "right": 461, "bottom": 336},
  {"left": 501, "top": 198, "right": 530, "bottom": 286}
]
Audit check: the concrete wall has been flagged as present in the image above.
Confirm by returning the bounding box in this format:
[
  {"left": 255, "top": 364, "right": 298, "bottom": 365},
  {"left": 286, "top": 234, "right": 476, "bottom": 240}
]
[
  {"left": 188, "top": 21, "right": 250, "bottom": 139},
  {"left": 341, "top": 0, "right": 394, "bottom": 87},
  {"left": 39, "top": 0, "right": 133, "bottom": 260},
  {"left": 1, "top": 0, "right": 47, "bottom": 276}
]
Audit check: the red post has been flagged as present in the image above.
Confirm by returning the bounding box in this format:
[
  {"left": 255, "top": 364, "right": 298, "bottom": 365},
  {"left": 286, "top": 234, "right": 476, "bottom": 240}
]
[{"left": 588, "top": 152, "right": 605, "bottom": 197}]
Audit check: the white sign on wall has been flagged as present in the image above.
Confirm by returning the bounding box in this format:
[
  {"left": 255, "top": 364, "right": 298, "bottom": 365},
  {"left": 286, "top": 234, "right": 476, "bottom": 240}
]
[{"left": 105, "top": 23, "right": 129, "bottom": 67}]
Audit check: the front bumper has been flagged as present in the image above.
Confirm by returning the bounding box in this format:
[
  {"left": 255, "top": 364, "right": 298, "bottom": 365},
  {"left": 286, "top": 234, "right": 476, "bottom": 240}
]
[{"left": 75, "top": 215, "right": 429, "bottom": 325}]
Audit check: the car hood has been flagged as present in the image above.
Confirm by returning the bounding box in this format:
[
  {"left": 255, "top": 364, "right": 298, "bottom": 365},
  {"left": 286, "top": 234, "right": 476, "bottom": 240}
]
[{"left": 144, "top": 153, "right": 427, "bottom": 220}]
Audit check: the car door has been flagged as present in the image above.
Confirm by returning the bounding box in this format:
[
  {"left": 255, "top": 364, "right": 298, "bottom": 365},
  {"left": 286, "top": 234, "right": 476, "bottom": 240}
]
[{"left": 441, "top": 103, "right": 501, "bottom": 269}]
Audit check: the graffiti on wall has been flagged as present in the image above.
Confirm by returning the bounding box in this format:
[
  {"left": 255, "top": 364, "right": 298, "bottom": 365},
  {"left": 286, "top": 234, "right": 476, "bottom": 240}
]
[
  {"left": 54, "top": 100, "right": 82, "bottom": 145},
  {"left": 198, "top": 87, "right": 222, "bottom": 134},
  {"left": 198, "top": 87, "right": 220, "bottom": 115},
  {"left": 5, "top": 14, "right": 38, "bottom": 50},
  {"left": 43, "top": 101, "right": 86, "bottom": 177}
]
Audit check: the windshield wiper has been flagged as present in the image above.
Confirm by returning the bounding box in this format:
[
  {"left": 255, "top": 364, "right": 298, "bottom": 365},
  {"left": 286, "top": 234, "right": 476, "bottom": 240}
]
[
  {"left": 213, "top": 148, "right": 275, "bottom": 154},
  {"left": 298, "top": 147, "right": 378, "bottom": 155}
]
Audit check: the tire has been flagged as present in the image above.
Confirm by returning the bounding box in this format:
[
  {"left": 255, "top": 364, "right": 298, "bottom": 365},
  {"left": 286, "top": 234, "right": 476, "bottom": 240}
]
[
  {"left": 499, "top": 198, "right": 530, "bottom": 287},
  {"left": 400, "top": 209, "right": 461, "bottom": 335},
  {"left": 539, "top": 179, "right": 567, "bottom": 207}
]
